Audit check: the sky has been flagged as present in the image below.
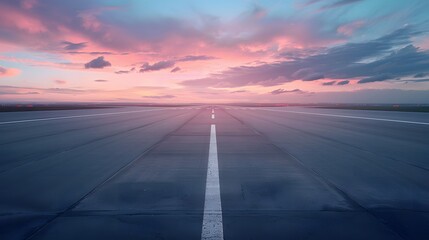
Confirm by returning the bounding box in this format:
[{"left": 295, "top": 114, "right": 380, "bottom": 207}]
[{"left": 1, "top": 0, "right": 429, "bottom": 103}]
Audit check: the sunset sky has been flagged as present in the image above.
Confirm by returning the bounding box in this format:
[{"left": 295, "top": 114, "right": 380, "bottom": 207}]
[{"left": 1, "top": 0, "right": 429, "bottom": 103}]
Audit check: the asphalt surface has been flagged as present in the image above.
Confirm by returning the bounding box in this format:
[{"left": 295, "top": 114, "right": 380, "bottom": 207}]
[{"left": 0, "top": 106, "right": 428, "bottom": 240}]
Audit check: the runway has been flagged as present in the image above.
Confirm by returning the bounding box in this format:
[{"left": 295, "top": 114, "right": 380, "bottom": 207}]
[{"left": 0, "top": 106, "right": 428, "bottom": 240}]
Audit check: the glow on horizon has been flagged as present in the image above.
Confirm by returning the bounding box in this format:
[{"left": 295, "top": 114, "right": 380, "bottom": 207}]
[{"left": 0, "top": 0, "right": 429, "bottom": 103}]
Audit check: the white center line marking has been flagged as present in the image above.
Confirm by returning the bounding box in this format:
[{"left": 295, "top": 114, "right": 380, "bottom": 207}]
[
  {"left": 0, "top": 109, "right": 164, "bottom": 125},
  {"left": 254, "top": 108, "right": 429, "bottom": 126},
  {"left": 202, "top": 124, "right": 224, "bottom": 240},
  {"left": 212, "top": 109, "right": 215, "bottom": 114},
  {"left": 211, "top": 114, "right": 215, "bottom": 119}
]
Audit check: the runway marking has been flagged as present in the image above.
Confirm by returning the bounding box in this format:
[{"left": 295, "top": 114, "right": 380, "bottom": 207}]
[
  {"left": 255, "top": 108, "right": 429, "bottom": 126},
  {"left": 212, "top": 109, "right": 215, "bottom": 114},
  {"left": 211, "top": 114, "right": 215, "bottom": 119},
  {"left": 0, "top": 109, "right": 163, "bottom": 125},
  {"left": 202, "top": 124, "right": 224, "bottom": 240}
]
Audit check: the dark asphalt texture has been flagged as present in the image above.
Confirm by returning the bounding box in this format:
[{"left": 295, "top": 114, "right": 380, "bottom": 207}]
[{"left": 0, "top": 106, "right": 428, "bottom": 240}]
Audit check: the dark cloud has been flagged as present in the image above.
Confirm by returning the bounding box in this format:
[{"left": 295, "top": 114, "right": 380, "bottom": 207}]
[
  {"left": 411, "top": 79, "right": 429, "bottom": 82},
  {"left": 265, "top": 89, "right": 429, "bottom": 103},
  {"left": 358, "top": 74, "right": 393, "bottom": 84},
  {"left": 116, "top": 67, "right": 136, "bottom": 74},
  {"left": 61, "top": 41, "right": 87, "bottom": 50},
  {"left": 94, "top": 79, "right": 108, "bottom": 82},
  {"left": 170, "top": 67, "right": 181, "bottom": 73},
  {"left": 322, "top": 81, "right": 336, "bottom": 86},
  {"left": 313, "top": 89, "right": 429, "bottom": 103},
  {"left": 68, "top": 51, "right": 118, "bottom": 55},
  {"left": 138, "top": 55, "right": 215, "bottom": 73},
  {"left": 0, "top": 89, "right": 40, "bottom": 95},
  {"left": 181, "top": 27, "right": 429, "bottom": 88},
  {"left": 0, "top": 86, "right": 62, "bottom": 95},
  {"left": 115, "top": 70, "right": 129, "bottom": 74},
  {"left": 337, "top": 80, "right": 350, "bottom": 85},
  {"left": 46, "top": 88, "right": 86, "bottom": 94},
  {"left": 139, "top": 61, "right": 175, "bottom": 72},
  {"left": 270, "top": 89, "right": 306, "bottom": 95},
  {"left": 277, "top": 48, "right": 324, "bottom": 60},
  {"left": 403, "top": 78, "right": 429, "bottom": 83},
  {"left": 414, "top": 73, "right": 428, "bottom": 78},
  {"left": 0, "top": 85, "right": 100, "bottom": 96},
  {"left": 231, "top": 90, "right": 247, "bottom": 93},
  {"left": 291, "top": 68, "right": 313, "bottom": 79},
  {"left": 177, "top": 55, "right": 216, "bottom": 62},
  {"left": 142, "top": 94, "right": 176, "bottom": 99},
  {"left": 302, "top": 73, "right": 324, "bottom": 81},
  {"left": 84, "top": 56, "right": 111, "bottom": 69}
]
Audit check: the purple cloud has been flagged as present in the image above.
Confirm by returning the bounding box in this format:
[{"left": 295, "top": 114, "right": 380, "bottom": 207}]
[
  {"left": 138, "top": 55, "right": 216, "bottom": 73},
  {"left": 142, "top": 94, "right": 176, "bottom": 99},
  {"left": 84, "top": 56, "right": 111, "bottom": 69},
  {"left": 0, "top": 66, "right": 18, "bottom": 77},
  {"left": 115, "top": 67, "right": 136, "bottom": 74},
  {"left": 62, "top": 41, "right": 87, "bottom": 50},
  {"left": 54, "top": 80, "right": 67, "bottom": 85},
  {"left": 0, "top": 85, "right": 87, "bottom": 95},
  {"left": 337, "top": 80, "right": 350, "bottom": 85},
  {"left": 115, "top": 70, "right": 129, "bottom": 74},
  {"left": 0, "top": 85, "right": 40, "bottom": 95},
  {"left": 404, "top": 79, "right": 429, "bottom": 83},
  {"left": 68, "top": 51, "right": 116, "bottom": 55},
  {"left": 181, "top": 27, "right": 429, "bottom": 87},
  {"left": 358, "top": 74, "right": 393, "bottom": 84},
  {"left": 302, "top": 73, "right": 325, "bottom": 81},
  {"left": 170, "top": 67, "right": 181, "bottom": 73},
  {"left": 178, "top": 55, "right": 216, "bottom": 62},
  {"left": 270, "top": 89, "right": 306, "bottom": 95},
  {"left": 322, "top": 81, "right": 336, "bottom": 86},
  {"left": 140, "top": 61, "right": 175, "bottom": 72}
]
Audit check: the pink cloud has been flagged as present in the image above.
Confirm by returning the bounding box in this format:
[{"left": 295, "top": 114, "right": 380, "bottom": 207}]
[
  {"left": 20, "top": 0, "right": 38, "bottom": 9},
  {"left": 0, "top": 66, "right": 20, "bottom": 78},
  {"left": 0, "top": 5, "right": 47, "bottom": 34},
  {"left": 0, "top": 1, "right": 344, "bottom": 67},
  {"left": 78, "top": 10, "right": 104, "bottom": 32},
  {"left": 337, "top": 20, "right": 366, "bottom": 37},
  {"left": 416, "top": 37, "right": 429, "bottom": 50},
  {"left": 0, "top": 1, "right": 350, "bottom": 83},
  {"left": 54, "top": 80, "right": 67, "bottom": 85}
]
